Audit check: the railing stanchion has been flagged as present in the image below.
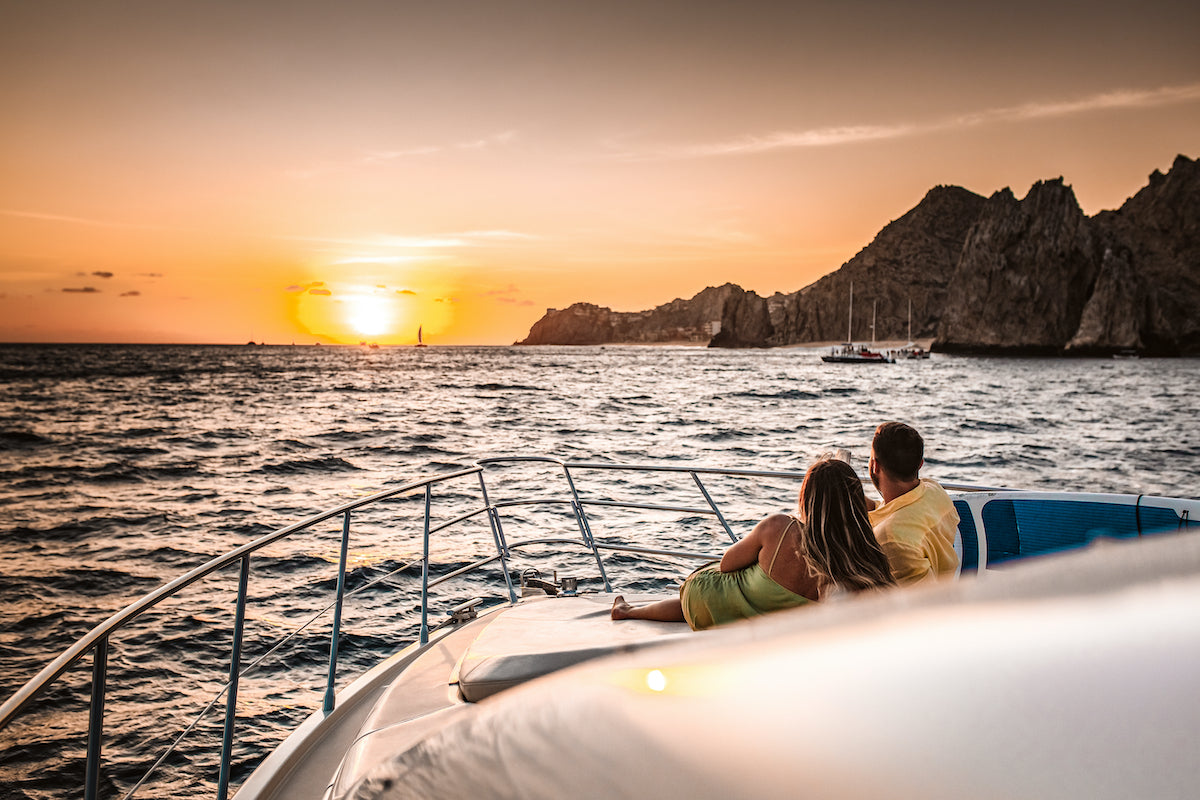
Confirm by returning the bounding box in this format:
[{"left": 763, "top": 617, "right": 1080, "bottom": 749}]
[
  {"left": 83, "top": 635, "right": 108, "bottom": 800},
  {"left": 561, "top": 464, "right": 611, "bottom": 592},
  {"left": 324, "top": 510, "right": 352, "bottom": 713},
  {"left": 478, "top": 470, "right": 519, "bottom": 604},
  {"left": 692, "top": 472, "right": 738, "bottom": 543},
  {"left": 217, "top": 554, "right": 251, "bottom": 800},
  {"left": 419, "top": 485, "right": 432, "bottom": 645}
]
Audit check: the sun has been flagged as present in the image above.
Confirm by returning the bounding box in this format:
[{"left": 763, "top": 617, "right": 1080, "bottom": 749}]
[{"left": 346, "top": 295, "right": 393, "bottom": 338}]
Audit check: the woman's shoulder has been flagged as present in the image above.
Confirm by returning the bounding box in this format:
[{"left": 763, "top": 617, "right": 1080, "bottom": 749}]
[
  {"left": 755, "top": 512, "right": 800, "bottom": 539},
  {"left": 763, "top": 512, "right": 800, "bottom": 528}
]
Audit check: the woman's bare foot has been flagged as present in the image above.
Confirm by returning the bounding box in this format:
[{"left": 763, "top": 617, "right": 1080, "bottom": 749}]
[{"left": 611, "top": 595, "right": 634, "bottom": 620}]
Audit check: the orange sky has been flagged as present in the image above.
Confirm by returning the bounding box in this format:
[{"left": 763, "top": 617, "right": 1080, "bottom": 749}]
[{"left": 2, "top": 1, "right": 1198, "bottom": 345}]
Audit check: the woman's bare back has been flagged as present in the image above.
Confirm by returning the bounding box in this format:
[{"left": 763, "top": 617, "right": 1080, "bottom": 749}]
[{"left": 756, "top": 513, "right": 821, "bottom": 601}]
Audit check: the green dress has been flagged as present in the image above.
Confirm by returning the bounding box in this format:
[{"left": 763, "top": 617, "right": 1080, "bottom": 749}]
[{"left": 679, "top": 518, "right": 812, "bottom": 630}]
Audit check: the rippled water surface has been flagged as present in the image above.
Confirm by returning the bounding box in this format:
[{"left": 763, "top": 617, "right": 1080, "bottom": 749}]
[{"left": 1, "top": 343, "right": 1197, "bottom": 798}]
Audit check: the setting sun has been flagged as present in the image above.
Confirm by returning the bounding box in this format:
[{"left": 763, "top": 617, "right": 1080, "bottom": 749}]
[{"left": 346, "top": 294, "right": 394, "bottom": 338}]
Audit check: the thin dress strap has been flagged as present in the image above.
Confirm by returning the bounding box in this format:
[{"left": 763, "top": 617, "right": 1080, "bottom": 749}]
[{"left": 767, "top": 516, "right": 800, "bottom": 578}]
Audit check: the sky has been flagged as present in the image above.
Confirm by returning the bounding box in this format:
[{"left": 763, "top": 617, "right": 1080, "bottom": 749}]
[{"left": 1, "top": 0, "right": 1198, "bottom": 345}]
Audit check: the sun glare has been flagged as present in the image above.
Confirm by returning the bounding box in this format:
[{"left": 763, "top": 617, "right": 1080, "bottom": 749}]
[{"left": 346, "top": 295, "right": 393, "bottom": 337}]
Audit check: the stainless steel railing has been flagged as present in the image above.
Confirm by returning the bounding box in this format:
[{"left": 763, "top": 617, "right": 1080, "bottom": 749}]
[
  {"left": 0, "top": 456, "right": 838, "bottom": 800},
  {"left": 0, "top": 464, "right": 484, "bottom": 800}
]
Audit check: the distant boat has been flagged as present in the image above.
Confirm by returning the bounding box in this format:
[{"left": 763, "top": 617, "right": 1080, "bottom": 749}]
[
  {"left": 415, "top": 325, "right": 428, "bottom": 348},
  {"left": 895, "top": 298, "right": 931, "bottom": 360},
  {"left": 821, "top": 283, "right": 894, "bottom": 364}
]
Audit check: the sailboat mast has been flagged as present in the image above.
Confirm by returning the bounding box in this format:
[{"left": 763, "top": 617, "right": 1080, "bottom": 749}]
[
  {"left": 847, "top": 282, "right": 853, "bottom": 343},
  {"left": 907, "top": 297, "right": 912, "bottom": 343},
  {"left": 871, "top": 300, "right": 877, "bottom": 346}
]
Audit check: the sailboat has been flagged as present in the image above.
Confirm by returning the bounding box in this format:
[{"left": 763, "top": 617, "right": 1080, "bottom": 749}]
[
  {"left": 821, "top": 282, "right": 895, "bottom": 364},
  {"left": 415, "top": 325, "right": 428, "bottom": 348},
  {"left": 896, "top": 298, "right": 930, "bottom": 359}
]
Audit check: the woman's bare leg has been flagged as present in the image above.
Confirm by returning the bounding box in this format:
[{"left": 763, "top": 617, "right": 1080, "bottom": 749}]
[{"left": 611, "top": 594, "right": 686, "bottom": 622}]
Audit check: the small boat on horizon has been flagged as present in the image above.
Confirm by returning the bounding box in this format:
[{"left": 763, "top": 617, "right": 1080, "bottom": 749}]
[
  {"left": 895, "top": 298, "right": 931, "bottom": 360},
  {"left": 415, "top": 325, "right": 428, "bottom": 348},
  {"left": 821, "top": 283, "right": 895, "bottom": 364}
]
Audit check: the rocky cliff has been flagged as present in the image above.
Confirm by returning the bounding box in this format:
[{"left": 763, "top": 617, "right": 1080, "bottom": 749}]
[
  {"left": 936, "top": 179, "right": 1099, "bottom": 353},
  {"left": 1070, "top": 155, "right": 1200, "bottom": 355},
  {"left": 766, "top": 185, "right": 986, "bottom": 345},
  {"left": 937, "top": 155, "right": 1200, "bottom": 355},
  {"left": 517, "top": 155, "right": 1199, "bottom": 355},
  {"left": 517, "top": 283, "right": 773, "bottom": 347}
]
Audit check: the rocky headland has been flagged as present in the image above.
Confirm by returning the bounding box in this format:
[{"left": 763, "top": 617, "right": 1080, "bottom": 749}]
[{"left": 516, "top": 155, "right": 1199, "bottom": 356}]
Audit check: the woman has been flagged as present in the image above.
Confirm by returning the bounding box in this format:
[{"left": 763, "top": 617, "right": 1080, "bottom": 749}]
[{"left": 611, "top": 458, "right": 895, "bottom": 630}]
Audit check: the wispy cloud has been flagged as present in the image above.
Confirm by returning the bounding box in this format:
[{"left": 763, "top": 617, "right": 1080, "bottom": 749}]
[
  {"left": 458, "top": 229, "right": 540, "bottom": 241},
  {"left": 635, "top": 82, "right": 1200, "bottom": 160},
  {"left": 367, "top": 130, "right": 518, "bottom": 161},
  {"left": 676, "top": 124, "right": 916, "bottom": 158},
  {"left": 992, "top": 83, "right": 1200, "bottom": 123},
  {"left": 330, "top": 254, "right": 438, "bottom": 266},
  {"left": 0, "top": 209, "right": 167, "bottom": 231},
  {"left": 456, "top": 130, "right": 518, "bottom": 150},
  {"left": 283, "top": 230, "right": 539, "bottom": 254},
  {"left": 362, "top": 146, "right": 442, "bottom": 163},
  {"left": 292, "top": 131, "right": 519, "bottom": 178}
]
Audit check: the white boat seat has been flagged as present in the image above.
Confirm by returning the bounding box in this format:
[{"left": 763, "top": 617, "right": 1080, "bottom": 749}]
[{"left": 453, "top": 592, "right": 689, "bottom": 702}]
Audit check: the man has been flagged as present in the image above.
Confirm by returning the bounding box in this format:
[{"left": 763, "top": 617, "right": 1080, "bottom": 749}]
[{"left": 867, "top": 421, "right": 960, "bottom": 586}]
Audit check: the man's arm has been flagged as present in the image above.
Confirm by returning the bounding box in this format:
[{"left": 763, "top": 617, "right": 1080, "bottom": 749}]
[{"left": 878, "top": 539, "right": 934, "bottom": 586}]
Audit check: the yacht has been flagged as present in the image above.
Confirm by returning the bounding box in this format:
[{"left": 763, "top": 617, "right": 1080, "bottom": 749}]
[{"left": 2, "top": 457, "right": 1198, "bottom": 799}]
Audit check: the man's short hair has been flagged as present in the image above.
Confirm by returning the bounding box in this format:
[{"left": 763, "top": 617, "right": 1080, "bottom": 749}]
[{"left": 873, "top": 422, "right": 923, "bottom": 482}]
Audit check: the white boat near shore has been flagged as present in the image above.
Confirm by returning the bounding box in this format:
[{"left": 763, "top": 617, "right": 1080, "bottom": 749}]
[
  {"left": 821, "top": 284, "right": 896, "bottom": 364},
  {"left": 3, "top": 457, "right": 1199, "bottom": 799}
]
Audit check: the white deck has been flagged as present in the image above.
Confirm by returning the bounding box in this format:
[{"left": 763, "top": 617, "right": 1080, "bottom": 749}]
[{"left": 239, "top": 592, "right": 686, "bottom": 799}]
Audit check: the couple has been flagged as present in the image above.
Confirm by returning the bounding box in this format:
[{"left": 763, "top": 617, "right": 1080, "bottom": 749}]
[{"left": 611, "top": 422, "right": 960, "bottom": 630}]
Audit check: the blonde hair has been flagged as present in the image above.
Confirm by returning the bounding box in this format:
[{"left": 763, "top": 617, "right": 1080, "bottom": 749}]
[{"left": 798, "top": 458, "right": 895, "bottom": 593}]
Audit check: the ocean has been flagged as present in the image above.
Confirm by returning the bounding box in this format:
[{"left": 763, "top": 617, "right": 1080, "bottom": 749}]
[{"left": 1, "top": 343, "right": 1198, "bottom": 798}]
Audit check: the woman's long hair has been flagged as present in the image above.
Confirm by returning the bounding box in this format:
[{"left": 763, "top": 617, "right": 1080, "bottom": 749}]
[{"left": 797, "top": 458, "right": 895, "bottom": 593}]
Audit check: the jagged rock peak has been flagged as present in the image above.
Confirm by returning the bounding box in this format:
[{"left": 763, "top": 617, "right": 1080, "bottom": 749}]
[{"left": 937, "top": 174, "right": 1097, "bottom": 352}]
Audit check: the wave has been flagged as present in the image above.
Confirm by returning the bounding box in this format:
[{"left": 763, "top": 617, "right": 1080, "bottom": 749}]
[
  {"left": 468, "top": 383, "right": 546, "bottom": 392},
  {"left": 961, "top": 419, "right": 1021, "bottom": 433},
  {"left": 258, "top": 457, "right": 362, "bottom": 475},
  {"left": 692, "top": 429, "right": 753, "bottom": 442},
  {"left": 38, "top": 566, "right": 162, "bottom": 598},
  {"left": 726, "top": 389, "right": 821, "bottom": 401},
  {"left": 0, "top": 430, "right": 51, "bottom": 449},
  {"left": 4, "top": 512, "right": 172, "bottom": 543}
]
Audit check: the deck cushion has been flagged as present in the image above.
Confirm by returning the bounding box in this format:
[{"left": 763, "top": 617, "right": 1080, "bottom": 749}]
[{"left": 453, "top": 593, "right": 689, "bottom": 702}]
